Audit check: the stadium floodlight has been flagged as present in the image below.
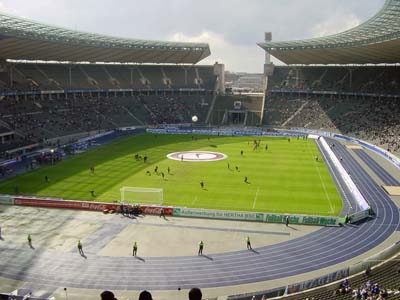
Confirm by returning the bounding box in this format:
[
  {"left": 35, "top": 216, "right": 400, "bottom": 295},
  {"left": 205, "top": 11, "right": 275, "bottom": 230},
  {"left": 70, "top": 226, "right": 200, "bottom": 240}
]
[{"left": 120, "top": 186, "right": 163, "bottom": 205}]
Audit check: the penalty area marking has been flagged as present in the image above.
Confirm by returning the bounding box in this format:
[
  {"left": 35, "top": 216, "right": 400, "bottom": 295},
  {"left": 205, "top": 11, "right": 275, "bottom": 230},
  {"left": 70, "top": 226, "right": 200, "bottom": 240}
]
[{"left": 167, "top": 151, "right": 228, "bottom": 162}]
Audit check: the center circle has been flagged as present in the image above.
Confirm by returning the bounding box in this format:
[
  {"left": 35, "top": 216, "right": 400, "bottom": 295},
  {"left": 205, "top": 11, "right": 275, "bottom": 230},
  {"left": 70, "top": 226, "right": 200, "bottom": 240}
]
[{"left": 166, "top": 151, "right": 228, "bottom": 162}]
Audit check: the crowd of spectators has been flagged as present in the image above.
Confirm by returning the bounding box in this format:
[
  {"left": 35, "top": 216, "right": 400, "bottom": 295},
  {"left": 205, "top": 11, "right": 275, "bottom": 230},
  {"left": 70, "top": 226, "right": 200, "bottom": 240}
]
[
  {"left": 265, "top": 65, "right": 400, "bottom": 154},
  {"left": 0, "top": 94, "right": 210, "bottom": 156},
  {"left": 331, "top": 277, "right": 396, "bottom": 300},
  {"left": 268, "top": 66, "right": 400, "bottom": 94},
  {"left": 266, "top": 94, "right": 400, "bottom": 154},
  {"left": 263, "top": 95, "right": 307, "bottom": 126},
  {"left": 139, "top": 95, "right": 210, "bottom": 125},
  {"left": 2, "top": 63, "right": 217, "bottom": 91},
  {"left": 0, "top": 96, "right": 114, "bottom": 149}
]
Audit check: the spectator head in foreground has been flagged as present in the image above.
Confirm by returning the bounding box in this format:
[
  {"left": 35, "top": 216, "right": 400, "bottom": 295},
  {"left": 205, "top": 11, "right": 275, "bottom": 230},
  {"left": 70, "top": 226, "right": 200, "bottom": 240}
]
[
  {"left": 139, "top": 290, "right": 153, "bottom": 300},
  {"left": 189, "top": 287, "right": 202, "bottom": 300},
  {"left": 101, "top": 290, "right": 117, "bottom": 300}
]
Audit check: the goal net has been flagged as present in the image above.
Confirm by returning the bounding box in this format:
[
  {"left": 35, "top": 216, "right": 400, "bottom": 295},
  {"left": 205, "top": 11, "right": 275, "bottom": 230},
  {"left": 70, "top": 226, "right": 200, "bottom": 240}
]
[{"left": 120, "top": 187, "right": 163, "bottom": 205}]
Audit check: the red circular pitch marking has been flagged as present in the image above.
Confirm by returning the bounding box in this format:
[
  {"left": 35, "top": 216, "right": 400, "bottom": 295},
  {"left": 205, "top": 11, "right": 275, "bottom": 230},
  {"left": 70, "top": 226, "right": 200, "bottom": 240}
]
[{"left": 166, "top": 151, "right": 228, "bottom": 162}]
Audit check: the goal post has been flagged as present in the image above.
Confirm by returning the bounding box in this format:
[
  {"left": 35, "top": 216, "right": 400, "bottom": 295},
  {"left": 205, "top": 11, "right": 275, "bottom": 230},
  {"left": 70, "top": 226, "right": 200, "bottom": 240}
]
[{"left": 120, "top": 186, "right": 163, "bottom": 205}]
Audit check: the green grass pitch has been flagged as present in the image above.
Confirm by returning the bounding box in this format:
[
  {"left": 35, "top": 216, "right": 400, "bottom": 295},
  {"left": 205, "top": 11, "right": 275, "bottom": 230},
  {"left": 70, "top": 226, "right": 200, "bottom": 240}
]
[{"left": 0, "top": 134, "right": 342, "bottom": 216}]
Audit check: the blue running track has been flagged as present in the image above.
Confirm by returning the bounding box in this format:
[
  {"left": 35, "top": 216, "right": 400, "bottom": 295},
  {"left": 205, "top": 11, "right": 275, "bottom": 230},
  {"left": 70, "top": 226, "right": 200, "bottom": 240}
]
[{"left": 353, "top": 149, "right": 399, "bottom": 186}]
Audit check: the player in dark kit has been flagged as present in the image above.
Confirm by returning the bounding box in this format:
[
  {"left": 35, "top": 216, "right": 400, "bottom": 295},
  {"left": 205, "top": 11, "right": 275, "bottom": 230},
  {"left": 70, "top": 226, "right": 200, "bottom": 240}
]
[
  {"left": 78, "top": 240, "right": 84, "bottom": 256},
  {"left": 133, "top": 241, "right": 138, "bottom": 256},
  {"left": 154, "top": 166, "right": 158, "bottom": 174},
  {"left": 129, "top": 205, "right": 135, "bottom": 218},
  {"left": 247, "top": 236, "right": 252, "bottom": 250},
  {"left": 200, "top": 181, "right": 204, "bottom": 189},
  {"left": 198, "top": 240, "right": 204, "bottom": 255},
  {"left": 45, "top": 175, "right": 49, "bottom": 183},
  {"left": 244, "top": 176, "right": 248, "bottom": 183},
  {"left": 90, "top": 166, "right": 95, "bottom": 173}
]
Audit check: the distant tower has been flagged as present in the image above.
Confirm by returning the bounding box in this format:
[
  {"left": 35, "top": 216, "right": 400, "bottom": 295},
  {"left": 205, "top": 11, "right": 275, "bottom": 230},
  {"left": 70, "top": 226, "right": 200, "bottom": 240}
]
[
  {"left": 264, "top": 32, "right": 272, "bottom": 64},
  {"left": 261, "top": 32, "right": 274, "bottom": 126},
  {"left": 213, "top": 62, "right": 225, "bottom": 94},
  {"left": 263, "top": 32, "right": 275, "bottom": 77}
]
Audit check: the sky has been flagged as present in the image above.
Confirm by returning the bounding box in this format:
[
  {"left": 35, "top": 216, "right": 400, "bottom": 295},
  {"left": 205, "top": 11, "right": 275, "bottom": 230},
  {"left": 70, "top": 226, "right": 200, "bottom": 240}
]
[{"left": 0, "top": 0, "right": 385, "bottom": 73}]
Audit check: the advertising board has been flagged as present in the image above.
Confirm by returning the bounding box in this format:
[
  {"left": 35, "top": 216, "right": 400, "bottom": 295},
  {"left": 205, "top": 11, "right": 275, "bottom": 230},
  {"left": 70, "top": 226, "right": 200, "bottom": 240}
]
[
  {"left": 14, "top": 197, "right": 119, "bottom": 211},
  {"left": 173, "top": 207, "right": 264, "bottom": 221},
  {"left": 13, "top": 197, "right": 174, "bottom": 216},
  {"left": 173, "top": 207, "right": 339, "bottom": 226},
  {"left": 141, "top": 205, "right": 173, "bottom": 216},
  {"left": 0, "top": 195, "right": 13, "bottom": 205},
  {"left": 285, "top": 268, "right": 349, "bottom": 294}
]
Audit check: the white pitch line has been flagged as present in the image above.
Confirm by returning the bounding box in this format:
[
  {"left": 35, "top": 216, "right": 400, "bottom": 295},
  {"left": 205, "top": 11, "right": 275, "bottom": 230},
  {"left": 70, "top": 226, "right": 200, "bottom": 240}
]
[
  {"left": 252, "top": 187, "right": 260, "bottom": 209},
  {"left": 191, "top": 196, "right": 198, "bottom": 205},
  {"left": 307, "top": 141, "right": 334, "bottom": 214}
]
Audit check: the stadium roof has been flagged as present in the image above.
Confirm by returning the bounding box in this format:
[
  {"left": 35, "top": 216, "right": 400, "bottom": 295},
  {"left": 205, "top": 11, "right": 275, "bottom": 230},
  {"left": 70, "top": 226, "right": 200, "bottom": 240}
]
[
  {"left": 258, "top": 0, "right": 400, "bottom": 65},
  {"left": 0, "top": 12, "right": 210, "bottom": 64}
]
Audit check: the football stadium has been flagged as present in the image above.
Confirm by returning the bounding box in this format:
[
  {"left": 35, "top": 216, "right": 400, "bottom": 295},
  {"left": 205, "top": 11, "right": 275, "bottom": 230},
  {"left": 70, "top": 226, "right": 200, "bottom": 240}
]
[{"left": 0, "top": 1, "right": 399, "bottom": 300}]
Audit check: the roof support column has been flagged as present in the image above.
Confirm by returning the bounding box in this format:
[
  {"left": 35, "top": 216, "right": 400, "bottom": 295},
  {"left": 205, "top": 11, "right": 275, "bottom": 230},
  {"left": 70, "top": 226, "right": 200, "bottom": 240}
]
[{"left": 68, "top": 66, "right": 72, "bottom": 89}]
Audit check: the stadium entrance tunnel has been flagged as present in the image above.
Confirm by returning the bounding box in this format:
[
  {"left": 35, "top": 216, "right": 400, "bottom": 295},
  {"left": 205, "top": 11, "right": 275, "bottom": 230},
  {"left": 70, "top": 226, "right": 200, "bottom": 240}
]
[{"left": 167, "top": 151, "right": 228, "bottom": 162}]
